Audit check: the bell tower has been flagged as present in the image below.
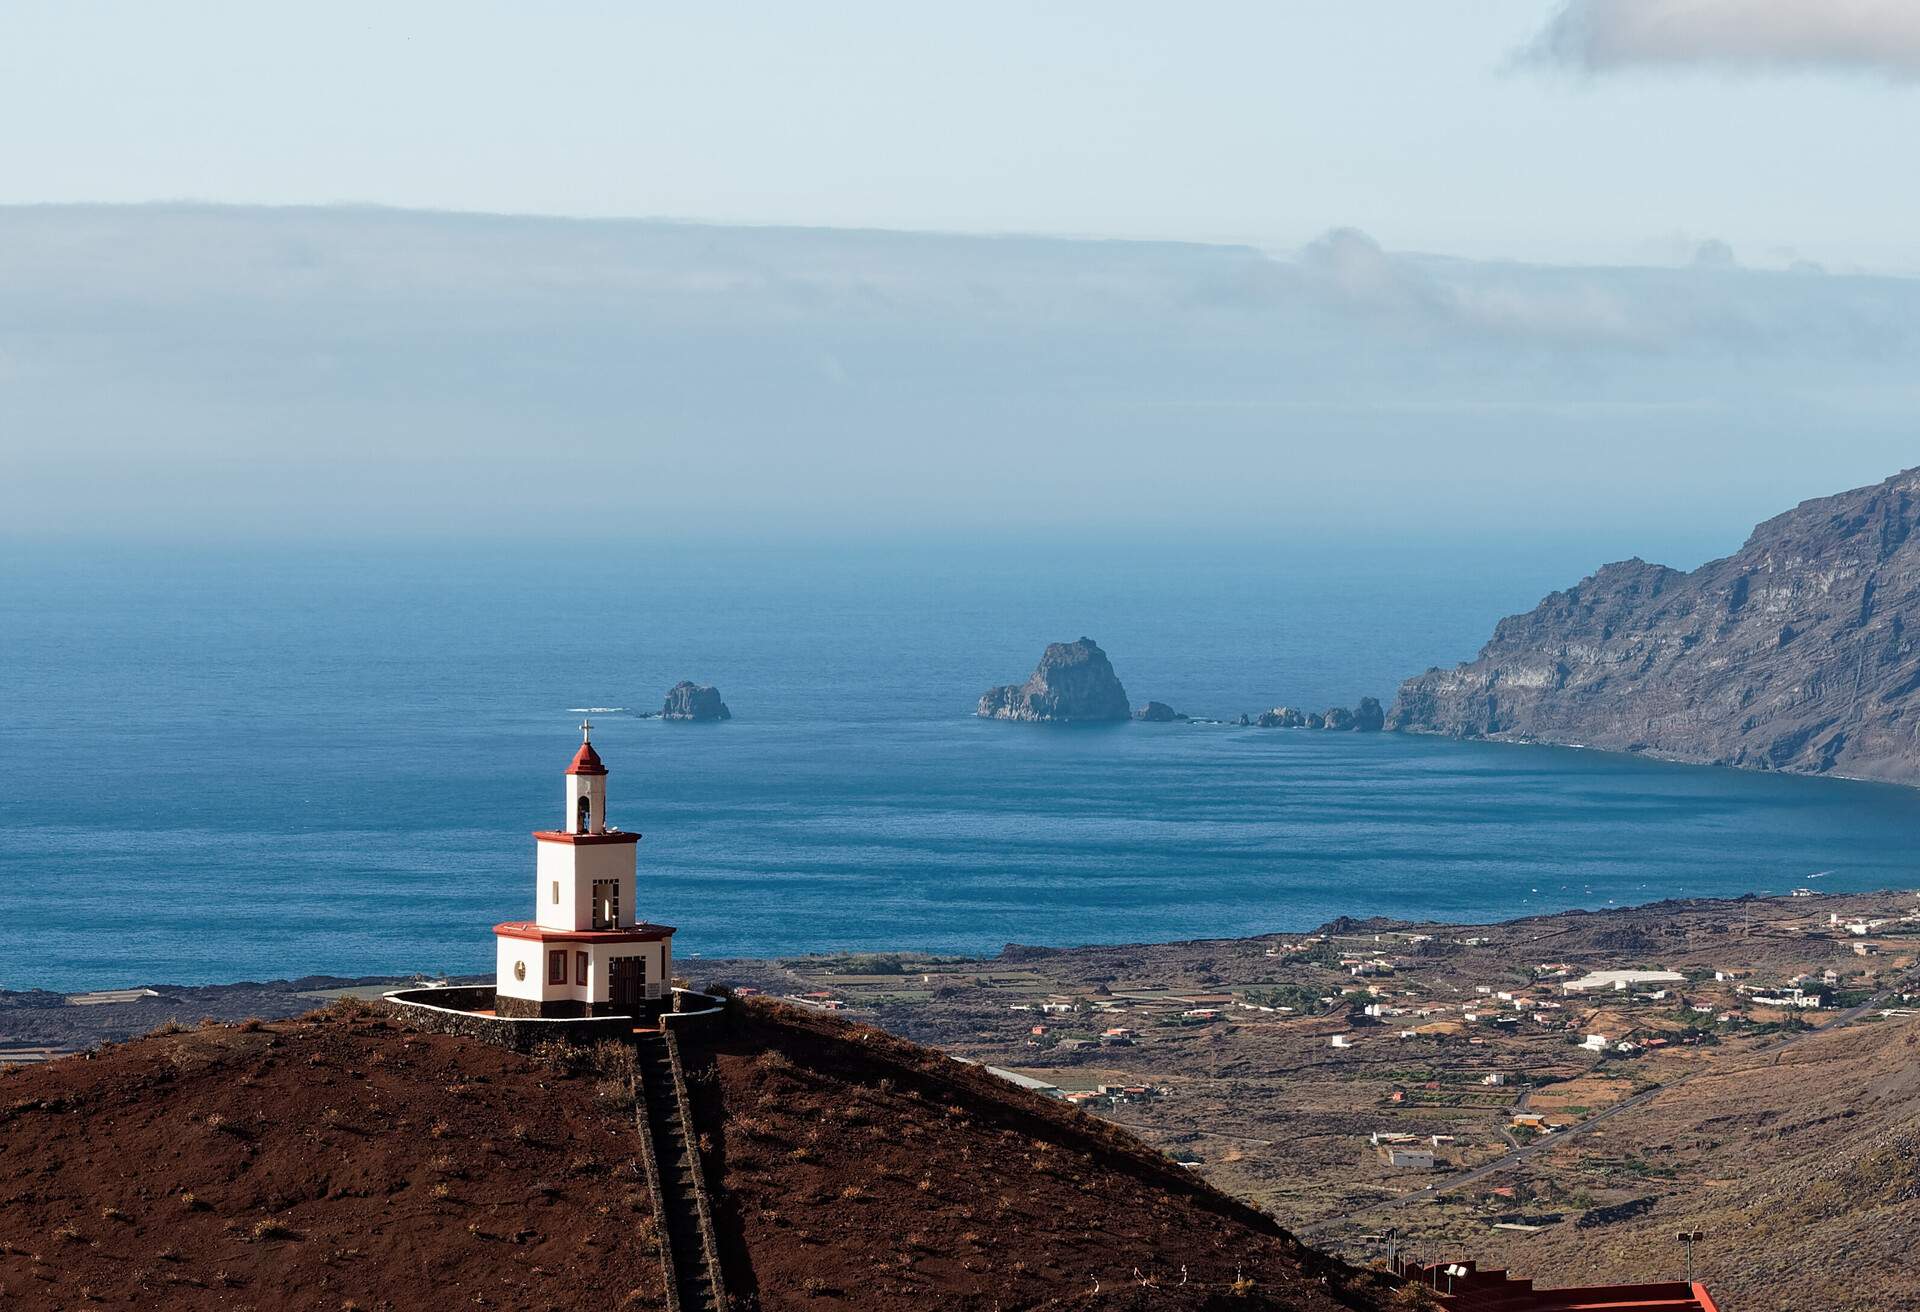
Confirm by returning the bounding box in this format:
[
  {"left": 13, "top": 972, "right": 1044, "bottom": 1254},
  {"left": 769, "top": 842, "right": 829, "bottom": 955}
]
[
  {"left": 492, "top": 726, "right": 675, "bottom": 1020},
  {"left": 566, "top": 719, "right": 608, "bottom": 835}
]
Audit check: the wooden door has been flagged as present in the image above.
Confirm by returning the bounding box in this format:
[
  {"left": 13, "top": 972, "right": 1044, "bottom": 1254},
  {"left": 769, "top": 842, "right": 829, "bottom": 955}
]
[{"left": 609, "top": 956, "right": 645, "bottom": 1010}]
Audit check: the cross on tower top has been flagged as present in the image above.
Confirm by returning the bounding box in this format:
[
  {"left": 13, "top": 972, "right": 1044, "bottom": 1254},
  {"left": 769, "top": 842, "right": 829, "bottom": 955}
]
[{"left": 580, "top": 717, "right": 594, "bottom": 742}]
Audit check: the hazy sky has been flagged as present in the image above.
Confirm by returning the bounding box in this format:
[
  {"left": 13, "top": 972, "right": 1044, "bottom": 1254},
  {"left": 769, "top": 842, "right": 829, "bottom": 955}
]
[
  {"left": 2, "top": 3, "right": 1917, "bottom": 551},
  {"left": 3, "top": 2, "right": 1917, "bottom": 268}
]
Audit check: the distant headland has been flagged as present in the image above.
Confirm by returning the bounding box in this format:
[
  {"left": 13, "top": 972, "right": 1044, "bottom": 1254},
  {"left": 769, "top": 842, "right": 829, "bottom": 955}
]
[{"left": 1391, "top": 466, "right": 1920, "bottom": 787}]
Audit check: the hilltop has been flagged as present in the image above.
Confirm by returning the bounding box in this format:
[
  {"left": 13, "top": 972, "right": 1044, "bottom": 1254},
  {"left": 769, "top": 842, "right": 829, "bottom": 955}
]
[
  {"left": 0, "top": 1000, "right": 1396, "bottom": 1311},
  {"left": 1391, "top": 466, "right": 1920, "bottom": 785}
]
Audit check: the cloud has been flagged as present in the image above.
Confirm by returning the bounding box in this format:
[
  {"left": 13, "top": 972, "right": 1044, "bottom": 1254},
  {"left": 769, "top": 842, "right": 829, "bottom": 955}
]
[
  {"left": 1691, "top": 238, "right": 1738, "bottom": 269},
  {"left": 3, "top": 205, "right": 1919, "bottom": 540},
  {"left": 1524, "top": 0, "right": 1920, "bottom": 81}
]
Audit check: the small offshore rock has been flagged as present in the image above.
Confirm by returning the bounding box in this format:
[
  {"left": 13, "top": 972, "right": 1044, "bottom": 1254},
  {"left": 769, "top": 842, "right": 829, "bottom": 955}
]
[
  {"left": 1306, "top": 711, "right": 1326, "bottom": 729},
  {"left": 661, "top": 681, "right": 732, "bottom": 721},
  {"left": 978, "top": 637, "right": 1131, "bottom": 723},
  {"left": 1256, "top": 707, "right": 1306, "bottom": 728},
  {"left": 1354, "top": 696, "right": 1385, "bottom": 732},
  {"left": 1133, "top": 701, "right": 1187, "bottom": 722},
  {"left": 1322, "top": 706, "right": 1356, "bottom": 731}
]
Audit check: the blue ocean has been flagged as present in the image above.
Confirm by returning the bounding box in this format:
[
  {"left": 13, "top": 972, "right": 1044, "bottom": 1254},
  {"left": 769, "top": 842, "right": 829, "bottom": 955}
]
[{"left": 4, "top": 537, "right": 1917, "bottom": 992}]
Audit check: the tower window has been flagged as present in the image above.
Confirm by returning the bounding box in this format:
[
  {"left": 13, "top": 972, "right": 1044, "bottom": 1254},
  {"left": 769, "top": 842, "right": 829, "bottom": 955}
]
[
  {"left": 551, "top": 880, "right": 560, "bottom": 905},
  {"left": 577, "top": 795, "right": 591, "bottom": 834}
]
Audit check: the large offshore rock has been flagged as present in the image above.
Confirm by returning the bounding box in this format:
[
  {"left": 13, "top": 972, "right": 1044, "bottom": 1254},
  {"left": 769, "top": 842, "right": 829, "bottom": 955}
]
[
  {"left": 1354, "top": 697, "right": 1386, "bottom": 732},
  {"left": 661, "top": 681, "right": 732, "bottom": 721},
  {"left": 978, "top": 638, "right": 1131, "bottom": 723},
  {"left": 1390, "top": 467, "right": 1920, "bottom": 784}
]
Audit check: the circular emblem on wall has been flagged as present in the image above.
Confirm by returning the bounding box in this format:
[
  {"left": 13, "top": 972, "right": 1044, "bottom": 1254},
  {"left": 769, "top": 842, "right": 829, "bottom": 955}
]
[{"left": 513, "top": 960, "right": 527, "bottom": 981}]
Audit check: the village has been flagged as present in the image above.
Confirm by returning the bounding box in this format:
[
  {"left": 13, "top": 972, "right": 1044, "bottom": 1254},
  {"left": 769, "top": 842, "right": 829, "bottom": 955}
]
[{"left": 693, "top": 885, "right": 1920, "bottom": 1267}]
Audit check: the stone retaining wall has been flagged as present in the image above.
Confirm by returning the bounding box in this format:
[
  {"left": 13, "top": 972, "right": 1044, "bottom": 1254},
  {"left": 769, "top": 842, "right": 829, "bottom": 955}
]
[{"left": 379, "top": 986, "right": 635, "bottom": 1051}]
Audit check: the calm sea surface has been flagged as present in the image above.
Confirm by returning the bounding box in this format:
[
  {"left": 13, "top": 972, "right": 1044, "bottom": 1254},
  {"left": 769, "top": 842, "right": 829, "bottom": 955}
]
[{"left": 4, "top": 539, "right": 1917, "bottom": 992}]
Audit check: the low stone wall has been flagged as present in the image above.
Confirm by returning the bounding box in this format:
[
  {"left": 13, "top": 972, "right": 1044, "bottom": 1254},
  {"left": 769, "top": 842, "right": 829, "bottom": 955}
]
[{"left": 379, "top": 987, "right": 634, "bottom": 1051}]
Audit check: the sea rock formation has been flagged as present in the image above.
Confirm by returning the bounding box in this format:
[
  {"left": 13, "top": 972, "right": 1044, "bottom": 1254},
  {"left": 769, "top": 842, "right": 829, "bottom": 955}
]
[
  {"left": 1305, "top": 711, "right": 1326, "bottom": 729},
  {"left": 1133, "top": 701, "right": 1187, "bottom": 722},
  {"left": 1390, "top": 466, "right": 1920, "bottom": 784},
  {"left": 1256, "top": 706, "right": 1306, "bottom": 728},
  {"left": 661, "top": 681, "right": 732, "bottom": 721},
  {"left": 1322, "top": 706, "right": 1355, "bottom": 731},
  {"left": 1354, "top": 696, "right": 1385, "bottom": 731},
  {"left": 978, "top": 638, "right": 1131, "bottom": 722}
]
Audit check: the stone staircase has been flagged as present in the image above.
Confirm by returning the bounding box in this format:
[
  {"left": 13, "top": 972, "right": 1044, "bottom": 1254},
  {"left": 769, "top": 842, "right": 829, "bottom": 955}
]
[{"left": 632, "top": 1030, "right": 726, "bottom": 1312}]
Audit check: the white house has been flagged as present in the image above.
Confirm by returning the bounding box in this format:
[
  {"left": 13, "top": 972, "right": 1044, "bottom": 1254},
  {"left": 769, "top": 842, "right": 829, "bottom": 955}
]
[
  {"left": 493, "top": 723, "right": 674, "bottom": 1019},
  {"left": 1562, "top": 969, "right": 1684, "bottom": 994}
]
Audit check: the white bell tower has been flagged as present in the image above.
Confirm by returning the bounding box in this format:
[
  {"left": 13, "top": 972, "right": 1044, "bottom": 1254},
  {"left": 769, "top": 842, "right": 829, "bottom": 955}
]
[{"left": 492, "top": 724, "right": 676, "bottom": 1020}]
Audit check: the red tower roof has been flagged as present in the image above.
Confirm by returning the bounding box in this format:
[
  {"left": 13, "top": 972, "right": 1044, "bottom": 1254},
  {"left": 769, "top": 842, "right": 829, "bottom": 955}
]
[{"left": 566, "top": 740, "right": 607, "bottom": 776}]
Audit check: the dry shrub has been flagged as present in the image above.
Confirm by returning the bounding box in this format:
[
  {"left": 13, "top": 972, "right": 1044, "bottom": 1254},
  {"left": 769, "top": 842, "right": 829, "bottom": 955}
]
[
  {"left": 530, "top": 1037, "right": 588, "bottom": 1074},
  {"left": 594, "top": 1041, "right": 638, "bottom": 1082},
  {"left": 593, "top": 1077, "right": 634, "bottom": 1110}
]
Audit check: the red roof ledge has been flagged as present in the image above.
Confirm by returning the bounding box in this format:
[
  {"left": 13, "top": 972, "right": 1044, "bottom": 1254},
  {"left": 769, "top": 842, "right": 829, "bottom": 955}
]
[
  {"left": 566, "top": 741, "right": 608, "bottom": 776},
  {"left": 533, "top": 829, "right": 642, "bottom": 845},
  {"left": 494, "top": 921, "right": 675, "bottom": 943}
]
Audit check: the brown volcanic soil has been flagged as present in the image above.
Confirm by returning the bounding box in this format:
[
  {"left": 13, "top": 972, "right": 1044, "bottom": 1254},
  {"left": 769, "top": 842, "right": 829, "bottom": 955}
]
[
  {"left": 683, "top": 999, "right": 1393, "bottom": 1311},
  {"left": 0, "top": 1007, "right": 663, "bottom": 1311},
  {"left": 0, "top": 999, "right": 1400, "bottom": 1311},
  {"left": 1467, "top": 1013, "right": 1920, "bottom": 1312}
]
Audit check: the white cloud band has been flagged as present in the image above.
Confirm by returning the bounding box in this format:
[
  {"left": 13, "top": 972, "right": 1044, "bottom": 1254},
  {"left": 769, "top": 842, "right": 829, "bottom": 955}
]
[{"left": 1527, "top": 0, "right": 1920, "bottom": 80}]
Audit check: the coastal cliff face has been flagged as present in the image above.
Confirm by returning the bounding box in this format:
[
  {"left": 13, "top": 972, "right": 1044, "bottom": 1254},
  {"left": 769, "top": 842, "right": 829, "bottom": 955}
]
[
  {"left": 979, "top": 637, "right": 1131, "bottom": 722},
  {"left": 1390, "top": 467, "right": 1920, "bottom": 784}
]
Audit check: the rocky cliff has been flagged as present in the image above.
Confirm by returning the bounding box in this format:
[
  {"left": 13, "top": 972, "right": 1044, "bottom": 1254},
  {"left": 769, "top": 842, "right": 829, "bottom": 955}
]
[
  {"left": 1390, "top": 467, "right": 1920, "bottom": 784},
  {"left": 978, "top": 637, "right": 1131, "bottom": 722}
]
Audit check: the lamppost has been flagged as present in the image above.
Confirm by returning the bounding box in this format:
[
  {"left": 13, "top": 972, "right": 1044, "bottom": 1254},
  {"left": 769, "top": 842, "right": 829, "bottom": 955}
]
[{"left": 1676, "top": 1230, "right": 1704, "bottom": 1284}]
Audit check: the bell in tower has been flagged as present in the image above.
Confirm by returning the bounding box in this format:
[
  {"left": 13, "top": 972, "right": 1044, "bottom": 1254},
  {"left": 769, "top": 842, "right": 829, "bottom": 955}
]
[{"left": 566, "top": 719, "right": 608, "bottom": 835}]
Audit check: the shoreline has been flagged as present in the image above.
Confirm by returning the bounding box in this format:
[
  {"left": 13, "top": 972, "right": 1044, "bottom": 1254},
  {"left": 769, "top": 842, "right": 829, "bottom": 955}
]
[
  {"left": 6, "top": 874, "right": 1909, "bottom": 999},
  {"left": 9, "top": 885, "right": 1913, "bottom": 1054}
]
